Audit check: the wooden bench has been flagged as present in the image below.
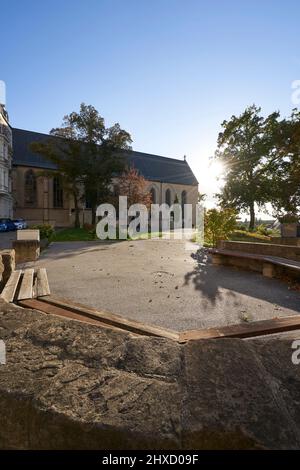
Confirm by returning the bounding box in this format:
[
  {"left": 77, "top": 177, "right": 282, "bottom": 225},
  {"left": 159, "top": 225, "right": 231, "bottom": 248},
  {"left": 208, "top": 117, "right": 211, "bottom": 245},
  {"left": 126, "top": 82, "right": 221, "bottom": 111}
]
[{"left": 209, "top": 248, "right": 300, "bottom": 279}]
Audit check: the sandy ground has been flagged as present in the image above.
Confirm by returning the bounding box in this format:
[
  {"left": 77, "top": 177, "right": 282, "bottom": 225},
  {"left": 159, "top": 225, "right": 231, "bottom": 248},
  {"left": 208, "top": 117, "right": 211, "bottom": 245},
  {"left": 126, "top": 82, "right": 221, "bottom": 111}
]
[{"left": 23, "top": 238, "right": 300, "bottom": 331}]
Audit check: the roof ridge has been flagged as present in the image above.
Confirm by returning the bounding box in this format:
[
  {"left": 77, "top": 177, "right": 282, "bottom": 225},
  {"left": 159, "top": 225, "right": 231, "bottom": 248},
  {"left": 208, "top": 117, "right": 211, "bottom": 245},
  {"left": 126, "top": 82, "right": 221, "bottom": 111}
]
[
  {"left": 12, "top": 127, "right": 198, "bottom": 185},
  {"left": 12, "top": 127, "right": 188, "bottom": 165}
]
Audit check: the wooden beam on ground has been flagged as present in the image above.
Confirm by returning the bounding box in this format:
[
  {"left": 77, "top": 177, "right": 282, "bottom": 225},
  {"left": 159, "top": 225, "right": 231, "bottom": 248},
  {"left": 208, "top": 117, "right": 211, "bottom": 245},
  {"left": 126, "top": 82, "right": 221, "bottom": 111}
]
[
  {"left": 0, "top": 270, "right": 22, "bottom": 303},
  {"left": 36, "top": 268, "right": 50, "bottom": 297},
  {"left": 16, "top": 295, "right": 300, "bottom": 342},
  {"left": 35, "top": 295, "right": 180, "bottom": 341},
  {"left": 179, "top": 315, "right": 300, "bottom": 342},
  {"left": 17, "top": 269, "right": 34, "bottom": 300},
  {"left": 17, "top": 298, "right": 140, "bottom": 335}
]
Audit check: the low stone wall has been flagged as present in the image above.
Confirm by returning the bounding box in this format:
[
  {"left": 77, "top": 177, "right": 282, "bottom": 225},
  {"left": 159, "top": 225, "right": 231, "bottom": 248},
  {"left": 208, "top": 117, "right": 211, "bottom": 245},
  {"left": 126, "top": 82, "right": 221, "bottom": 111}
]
[
  {"left": 271, "top": 237, "right": 300, "bottom": 247},
  {"left": 218, "top": 240, "right": 300, "bottom": 261},
  {"left": 1, "top": 301, "right": 300, "bottom": 449},
  {"left": 12, "top": 240, "right": 40, "bottom": 264}
]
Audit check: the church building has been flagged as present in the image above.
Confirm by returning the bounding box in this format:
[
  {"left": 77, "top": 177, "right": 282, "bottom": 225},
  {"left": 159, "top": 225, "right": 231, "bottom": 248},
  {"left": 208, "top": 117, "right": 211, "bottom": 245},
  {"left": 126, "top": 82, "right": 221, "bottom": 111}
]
[
  {"left": 0, "top": 102, "right": 13, "bottom": 218},
  {"left": 1, "top": 96, "right": 199, "bottom": 227}
]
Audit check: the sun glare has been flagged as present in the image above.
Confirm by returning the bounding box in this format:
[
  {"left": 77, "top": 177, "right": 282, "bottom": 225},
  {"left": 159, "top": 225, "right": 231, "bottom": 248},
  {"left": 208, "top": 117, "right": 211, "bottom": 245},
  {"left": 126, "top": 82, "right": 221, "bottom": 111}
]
[{"left": 208, "top": 160, "right": 224, "bottom": 181}]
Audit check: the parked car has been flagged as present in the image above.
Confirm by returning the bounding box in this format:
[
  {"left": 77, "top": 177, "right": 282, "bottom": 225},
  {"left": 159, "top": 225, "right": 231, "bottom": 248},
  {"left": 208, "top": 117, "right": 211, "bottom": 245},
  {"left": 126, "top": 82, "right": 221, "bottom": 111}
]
[
  {"left": 0, "top": 218, "right": 17, "bottom": 232},
  {"left": 12, "top": 218, "right": 28, "bottom": 230},
  {"left": 0, "top": 220, "right": 8, "bottom": 232}
]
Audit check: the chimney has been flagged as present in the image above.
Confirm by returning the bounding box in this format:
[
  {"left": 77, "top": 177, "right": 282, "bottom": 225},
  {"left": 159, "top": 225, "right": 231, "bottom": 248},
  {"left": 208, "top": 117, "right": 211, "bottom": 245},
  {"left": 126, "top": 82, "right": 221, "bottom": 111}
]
[{"left": 183, "top": 154, "right": 187, "bottom": 162}]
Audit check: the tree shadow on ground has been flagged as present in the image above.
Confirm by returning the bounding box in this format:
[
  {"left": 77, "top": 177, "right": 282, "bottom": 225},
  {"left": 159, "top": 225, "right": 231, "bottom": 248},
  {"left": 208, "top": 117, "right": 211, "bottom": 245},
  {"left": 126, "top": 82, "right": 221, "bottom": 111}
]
[
  {"left": 184, "top": 248, "right": 300, "bottom": 312},
  {"left": 38, "top": 240, "right": 125, "bottom": 261}
]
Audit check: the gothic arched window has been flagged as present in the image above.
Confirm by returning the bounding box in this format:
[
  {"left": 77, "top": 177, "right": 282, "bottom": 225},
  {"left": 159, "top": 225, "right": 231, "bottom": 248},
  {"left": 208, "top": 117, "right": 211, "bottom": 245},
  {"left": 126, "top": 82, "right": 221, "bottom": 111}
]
[
  {"left": 181, "top": 190, "right": 187, "bottom": 220},
  {"left": 150, "top": 187, "right": 156, "bottom": 204},
  {"left": 53, "top": 176, "right": 63, "bottom": 208},
  {"left": 165, "top": 188, "right": 171, "bottom": 207},
  {"left": 24, "top": 170, "right": 37, "bottom": 206}
]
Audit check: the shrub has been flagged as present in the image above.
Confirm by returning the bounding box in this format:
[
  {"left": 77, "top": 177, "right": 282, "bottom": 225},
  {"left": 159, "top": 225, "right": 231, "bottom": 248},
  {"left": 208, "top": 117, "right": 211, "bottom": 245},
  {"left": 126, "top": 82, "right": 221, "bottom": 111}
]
[
  {"left": 31, "top": 224, "right": 55, "bottom": 240},
  {"left": 83, "top": 223, "right": 95, "bottom": 232},
  {"left": 204, "top": 208, "right": 237, "bottom": 247},
  {"left": 256, "top": 224, "right": 270, "bottom": 236}
]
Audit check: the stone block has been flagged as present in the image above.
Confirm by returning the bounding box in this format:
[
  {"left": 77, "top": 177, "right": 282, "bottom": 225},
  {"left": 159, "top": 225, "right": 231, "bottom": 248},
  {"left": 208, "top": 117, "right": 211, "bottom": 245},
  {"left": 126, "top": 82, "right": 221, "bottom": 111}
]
[
  {"left": 1, "top": 306, "right": 300, "bottom": 449},
  {"left": 12, "top": 240, "right": 40, "bottom": 264},
  {"left": 262, "top": 262, "right": 276, "bottom": 278},
  {"left": 17, "top": 229, "right": 40, "bottom": 241},
  {"left": 0, "top": 250, "right": 15, "bottom": 288}
]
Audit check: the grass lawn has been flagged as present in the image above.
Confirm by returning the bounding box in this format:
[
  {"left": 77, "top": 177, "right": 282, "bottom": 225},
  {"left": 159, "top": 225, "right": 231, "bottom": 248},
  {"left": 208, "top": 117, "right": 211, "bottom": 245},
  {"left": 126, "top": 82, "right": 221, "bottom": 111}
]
[
  {"left": 51, "top": 227, "right": 163, "bottom": 242},
  {"left": 229, "top": 229, "right": 272, "bottom": 243},
  {"left": 52, "top": 228, "right": 96, "bottom": 242},
  {"left": 52, "top": 227, "right": 276, "bottom": 244},
  {"left": 192, "top": 229, "right": 275, "bottom": 247}
]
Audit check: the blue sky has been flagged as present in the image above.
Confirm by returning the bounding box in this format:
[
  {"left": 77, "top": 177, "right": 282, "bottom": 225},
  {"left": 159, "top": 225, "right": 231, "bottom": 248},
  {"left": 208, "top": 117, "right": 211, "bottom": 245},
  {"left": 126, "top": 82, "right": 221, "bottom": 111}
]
[{"left": 2, "top": 0, "right": 300, "bottom": 210}]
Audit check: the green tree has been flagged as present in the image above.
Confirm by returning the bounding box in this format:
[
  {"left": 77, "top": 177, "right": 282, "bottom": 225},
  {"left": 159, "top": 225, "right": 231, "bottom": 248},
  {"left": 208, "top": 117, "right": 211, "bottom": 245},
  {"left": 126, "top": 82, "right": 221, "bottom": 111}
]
[
  {"left": 215, "top": 105, "right": 279, "bottom": 230},
  {"left": 268, "top": 109, "right": 300, "bottom": 218},
  {"left": 31, "top": 133, "right": 84, "bottom": 228},
  {"left": 204, "top": 208, "right": 237, "bottom": 247},
  {"left": 58, "top": 104, "right": 132, "bottom": 224},
  {"left": 32, "top": 103, "right": 132, "bottom": 226}
]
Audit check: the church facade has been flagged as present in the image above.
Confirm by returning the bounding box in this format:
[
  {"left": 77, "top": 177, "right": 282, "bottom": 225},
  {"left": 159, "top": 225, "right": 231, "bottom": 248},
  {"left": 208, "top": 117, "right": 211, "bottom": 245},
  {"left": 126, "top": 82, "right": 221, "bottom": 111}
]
[{"left": 10, "top": 127, "right": 198, "bottom": 227}]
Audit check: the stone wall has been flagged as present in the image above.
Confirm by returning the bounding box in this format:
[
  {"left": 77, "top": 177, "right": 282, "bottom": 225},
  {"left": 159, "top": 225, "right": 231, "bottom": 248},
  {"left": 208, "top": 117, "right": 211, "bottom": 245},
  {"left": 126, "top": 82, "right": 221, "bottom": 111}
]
[
  {"left": 271, "top": 237, "right": 300, "bottom": 247},
  {"left": 1, "top": 301, "right": 300, "bottom": 449},
  {"left": 12, "top": 165, "right": 199, "bottom": 228},
  {"left": 218, "top": 240, "right": 300, "bottom": 261}
]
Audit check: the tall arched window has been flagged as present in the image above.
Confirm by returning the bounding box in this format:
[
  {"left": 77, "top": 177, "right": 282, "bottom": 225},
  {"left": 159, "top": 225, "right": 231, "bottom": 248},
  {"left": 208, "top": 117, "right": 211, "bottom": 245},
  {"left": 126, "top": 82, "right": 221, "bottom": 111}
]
[
  {"left": 24, "top": 170, "right": 37, "bottom": 206},
  {"left": 53, "top": 176, "right": 63, "bottom": 208},
  {"left": 181, "top": 190, "right": 187, "bottom": 221},
  {"left": 165, "top": 188, "right": 171, "bottom": 207},
  {"left": 150, "top": 187, "right": 156, "bottom": 204}
]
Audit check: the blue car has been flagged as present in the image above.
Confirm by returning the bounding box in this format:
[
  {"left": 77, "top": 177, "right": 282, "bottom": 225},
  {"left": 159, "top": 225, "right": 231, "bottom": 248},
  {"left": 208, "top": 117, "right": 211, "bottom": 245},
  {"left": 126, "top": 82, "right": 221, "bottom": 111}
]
[
  {"left": 0, "top": 220, "right": 7, "bottom": 232},
  {"left": 13, "top": 218, "right": 27, "bottom": 230},
  {"left": 0, "top": 218, "right": 17, "bottom": 232}
]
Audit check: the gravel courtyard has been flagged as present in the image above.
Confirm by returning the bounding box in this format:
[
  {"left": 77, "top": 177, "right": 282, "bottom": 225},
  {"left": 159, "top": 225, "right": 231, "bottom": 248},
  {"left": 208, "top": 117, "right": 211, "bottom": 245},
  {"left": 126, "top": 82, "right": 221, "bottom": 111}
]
[{"left": 27, "top": 238, "right": 300, "bottom": 331}]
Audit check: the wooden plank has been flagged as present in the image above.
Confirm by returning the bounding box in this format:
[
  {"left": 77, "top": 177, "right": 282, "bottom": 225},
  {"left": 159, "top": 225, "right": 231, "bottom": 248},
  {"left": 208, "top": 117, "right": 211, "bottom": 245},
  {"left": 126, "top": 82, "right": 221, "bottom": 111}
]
[
  {"left": 36, "top": 268, "right": 50, "bottom": 297},
  {"left": 0, "top": 270, "right": 22, "bottom": 302},
  {"left": 17, "top": 269, "right": 34, "bottom": 300},
  {"left": 32, "top": 274, "right": 38, "bottom": 299},
  {"left": 179, "top": 315, "right": 300, "bottom": 342},
  {"left": 18, "top": 298, "right": 139, "bottom": 335},
  {"left": 37, "top": 295, "right": 180, "bottom": 341},
  {"left": 17, "top": 297, "right": 300, "bottom": 343}
]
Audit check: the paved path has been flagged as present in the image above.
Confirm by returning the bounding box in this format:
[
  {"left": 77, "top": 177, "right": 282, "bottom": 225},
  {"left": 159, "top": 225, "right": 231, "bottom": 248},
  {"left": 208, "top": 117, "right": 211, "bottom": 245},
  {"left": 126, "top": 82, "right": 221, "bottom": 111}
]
[{"left": 26, "top": 238, "right": 300, "bottom": 331}]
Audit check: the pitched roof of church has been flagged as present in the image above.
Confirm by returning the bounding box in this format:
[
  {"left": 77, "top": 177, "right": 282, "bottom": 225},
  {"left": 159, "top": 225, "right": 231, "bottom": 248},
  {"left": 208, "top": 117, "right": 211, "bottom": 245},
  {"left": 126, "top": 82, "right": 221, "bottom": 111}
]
[{"left": 12, "top": 128, "right": 198, "bottom": 186}]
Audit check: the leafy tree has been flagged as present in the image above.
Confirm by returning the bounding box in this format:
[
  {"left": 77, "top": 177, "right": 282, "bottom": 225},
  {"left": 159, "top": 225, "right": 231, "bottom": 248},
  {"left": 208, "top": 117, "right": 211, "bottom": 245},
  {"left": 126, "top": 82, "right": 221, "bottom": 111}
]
[
  {"left": 31, "top": 133, "right": 84, "bottom": 228},
  {"left": 215, "top": 105, "right": 279, "bottom": 230},
  {"left": 204, "top": 208, "right": 237, "bottom": 247},
  {"left": 31, "top": 103, "right": 132, "bottom": 226},
  {"left": 268, "top": 109, "right": 300, "bottom": 218},
  {"left": 52, "top": 103, "right": 132, "bottom": 224},
  {"left": 117, "top": 167, "right": 152, "bottom": 208}
]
